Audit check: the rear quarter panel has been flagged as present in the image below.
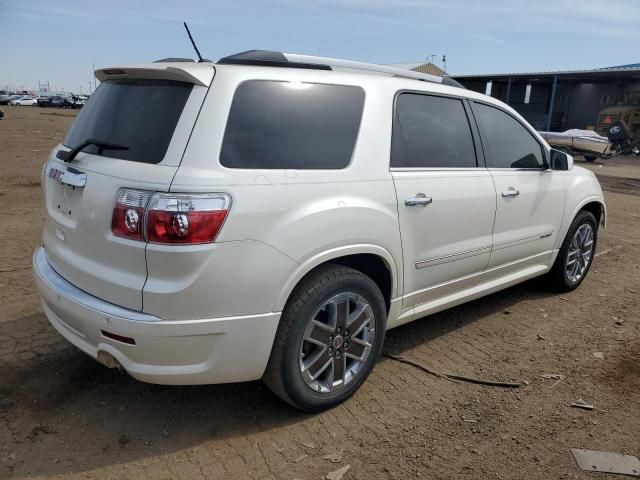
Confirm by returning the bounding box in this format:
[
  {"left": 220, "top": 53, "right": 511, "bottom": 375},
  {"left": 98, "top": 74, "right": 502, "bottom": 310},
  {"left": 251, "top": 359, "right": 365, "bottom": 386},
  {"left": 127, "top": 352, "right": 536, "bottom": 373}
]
[{"left": 148, "top": 66, "right": 404, "bottom": 320}]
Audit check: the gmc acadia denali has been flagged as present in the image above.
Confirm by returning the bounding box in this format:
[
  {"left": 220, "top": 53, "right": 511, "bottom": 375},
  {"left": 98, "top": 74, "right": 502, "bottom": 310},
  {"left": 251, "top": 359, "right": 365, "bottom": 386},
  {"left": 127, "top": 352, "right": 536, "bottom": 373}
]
[{"left": 33, "top": 51, "right": 605, "bottom": 411}]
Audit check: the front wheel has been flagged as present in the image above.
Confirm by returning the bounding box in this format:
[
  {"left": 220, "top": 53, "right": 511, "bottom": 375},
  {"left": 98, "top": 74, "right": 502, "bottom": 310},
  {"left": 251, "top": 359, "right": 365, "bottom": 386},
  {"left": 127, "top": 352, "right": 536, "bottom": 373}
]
[
  {"left": 547, "top": 210, "right": 598, "bottom": 291},
  {"left": 263, "top": 264, "right": 386, "bottom": 411}
]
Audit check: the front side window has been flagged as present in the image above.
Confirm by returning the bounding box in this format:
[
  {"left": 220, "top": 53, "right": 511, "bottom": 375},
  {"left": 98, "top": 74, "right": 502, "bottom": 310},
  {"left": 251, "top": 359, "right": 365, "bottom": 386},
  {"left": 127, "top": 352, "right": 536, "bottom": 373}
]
[
  {"left": 472, "top": 102, "right": 545, "bottom": 169},
  {"left": 64, "top": 79, "right": 193, "bottom": 164},
  {"left": 392, "top": 93, "right": 477, "bottom": 168},
  {"left": 220, "top": 80, "right": 365, "bottom": 169}
]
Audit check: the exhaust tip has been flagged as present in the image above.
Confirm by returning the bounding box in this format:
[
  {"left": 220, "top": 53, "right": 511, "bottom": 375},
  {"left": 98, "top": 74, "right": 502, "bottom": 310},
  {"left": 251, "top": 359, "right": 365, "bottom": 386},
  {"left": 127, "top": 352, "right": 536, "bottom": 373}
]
[{"left": 97, "top": 351, "right": 122, "bottom": 369}]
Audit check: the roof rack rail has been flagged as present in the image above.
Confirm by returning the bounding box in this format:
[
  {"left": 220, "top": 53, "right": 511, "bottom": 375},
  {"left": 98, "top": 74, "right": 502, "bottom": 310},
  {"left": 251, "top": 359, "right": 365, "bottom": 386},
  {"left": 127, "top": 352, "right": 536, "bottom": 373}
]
[
  {"left": 154, "top": 57, "right": 213, "bottom": 63},
  {"left": 217, "top": 50, "right": 331, "bottom": 71},
  {"left": 217, "top": 50, "right": 464, "bottom": 88},
  {"left": 154, "top": 57, "right": 196, "bottom": 63}
]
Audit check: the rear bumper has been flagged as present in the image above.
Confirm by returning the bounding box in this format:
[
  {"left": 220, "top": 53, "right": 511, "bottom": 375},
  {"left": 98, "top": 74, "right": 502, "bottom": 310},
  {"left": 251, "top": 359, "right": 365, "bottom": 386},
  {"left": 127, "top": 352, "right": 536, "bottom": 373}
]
[{"left": 32, "top": 247, "right": 280, "bottom": 385}]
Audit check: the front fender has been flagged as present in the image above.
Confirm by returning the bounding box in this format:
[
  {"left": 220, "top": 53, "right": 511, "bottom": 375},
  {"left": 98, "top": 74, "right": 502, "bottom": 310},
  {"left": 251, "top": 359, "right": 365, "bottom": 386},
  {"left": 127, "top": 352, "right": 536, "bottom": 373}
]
[{"left": 555, "top": 169, "right": 606, "bottom": 249}]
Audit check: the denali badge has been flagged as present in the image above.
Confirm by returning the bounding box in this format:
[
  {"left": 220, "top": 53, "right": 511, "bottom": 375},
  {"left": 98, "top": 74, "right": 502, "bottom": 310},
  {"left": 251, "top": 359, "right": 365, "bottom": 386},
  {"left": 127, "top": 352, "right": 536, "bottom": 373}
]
[
  {"left": 47, "top": 167, "right": 65, "bottom": 181},
  {"left": 47, "top": 166, "right": 87, "bottom": 187}
]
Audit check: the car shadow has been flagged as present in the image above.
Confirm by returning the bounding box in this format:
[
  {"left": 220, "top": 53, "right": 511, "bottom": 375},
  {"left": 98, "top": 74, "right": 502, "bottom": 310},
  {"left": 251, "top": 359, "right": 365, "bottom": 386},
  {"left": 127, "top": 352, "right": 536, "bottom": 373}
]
[
  {"left": 382, "top": 277, "right": 555, "bottom": 356},
  {"left": 0, "top": 278, "right": 556, "bottom": 478}
]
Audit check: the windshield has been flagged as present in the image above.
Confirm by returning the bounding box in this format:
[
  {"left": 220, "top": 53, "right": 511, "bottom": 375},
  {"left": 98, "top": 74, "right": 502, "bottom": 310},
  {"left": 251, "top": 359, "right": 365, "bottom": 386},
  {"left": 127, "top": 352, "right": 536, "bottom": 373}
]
[{"left": 64, "top": 79, "right": 193, "bottom": 164}]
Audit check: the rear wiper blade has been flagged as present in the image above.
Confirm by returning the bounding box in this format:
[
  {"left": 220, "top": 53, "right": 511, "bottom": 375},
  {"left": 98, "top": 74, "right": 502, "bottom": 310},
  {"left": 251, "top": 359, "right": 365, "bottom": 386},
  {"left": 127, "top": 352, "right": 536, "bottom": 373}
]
[{"left": 59, "top": 138, "right": 129, "bottom": 162}]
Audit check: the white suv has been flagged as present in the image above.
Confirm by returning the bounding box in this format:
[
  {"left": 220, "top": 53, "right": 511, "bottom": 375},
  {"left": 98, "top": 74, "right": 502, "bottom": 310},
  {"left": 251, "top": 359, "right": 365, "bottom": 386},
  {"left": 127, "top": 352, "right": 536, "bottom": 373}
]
[{"left": 33, "top": 51, "right": 606, "bottom": 411}]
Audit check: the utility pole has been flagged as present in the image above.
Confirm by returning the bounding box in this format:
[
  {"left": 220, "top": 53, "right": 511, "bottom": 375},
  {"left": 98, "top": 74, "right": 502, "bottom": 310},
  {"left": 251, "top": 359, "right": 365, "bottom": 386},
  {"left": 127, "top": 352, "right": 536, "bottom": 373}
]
[{"left": 92, "top": 62, "right": 96, "bottom": 91}]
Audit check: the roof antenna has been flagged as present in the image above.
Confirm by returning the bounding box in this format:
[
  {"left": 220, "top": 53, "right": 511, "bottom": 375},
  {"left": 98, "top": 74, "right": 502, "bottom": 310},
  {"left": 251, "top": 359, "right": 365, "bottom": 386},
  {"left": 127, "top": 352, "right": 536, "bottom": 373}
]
[{"left": 183, "top": 22, "right": 203, "bottom": 62}]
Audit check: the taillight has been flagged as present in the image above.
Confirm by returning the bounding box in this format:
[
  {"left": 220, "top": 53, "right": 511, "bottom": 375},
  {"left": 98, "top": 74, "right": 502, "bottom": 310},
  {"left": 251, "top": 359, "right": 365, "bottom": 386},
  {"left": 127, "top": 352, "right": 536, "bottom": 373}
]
[
  {"left": 146, "top": 193, "right": 230, "bottom": 244},
  {"left": 111, "top": 189, "right": 153, "bottom": 240},
  {"left": 111, "top": 189, "right": 231, "bottom": 244}
]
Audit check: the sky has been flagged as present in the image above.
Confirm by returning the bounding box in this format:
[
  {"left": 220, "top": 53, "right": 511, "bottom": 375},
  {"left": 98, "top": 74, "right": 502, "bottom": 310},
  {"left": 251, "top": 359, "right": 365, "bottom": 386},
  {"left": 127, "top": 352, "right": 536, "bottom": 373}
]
[{"left": 1, "top": 0, "right": 639, "bottom": 93}]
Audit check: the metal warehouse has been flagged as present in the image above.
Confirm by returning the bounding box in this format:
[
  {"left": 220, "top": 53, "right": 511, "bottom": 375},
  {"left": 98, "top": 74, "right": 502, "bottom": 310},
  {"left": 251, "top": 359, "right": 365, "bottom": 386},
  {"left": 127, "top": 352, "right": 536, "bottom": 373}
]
[{"left": 452, "top": 63, "right": 640, "bottom": 134}]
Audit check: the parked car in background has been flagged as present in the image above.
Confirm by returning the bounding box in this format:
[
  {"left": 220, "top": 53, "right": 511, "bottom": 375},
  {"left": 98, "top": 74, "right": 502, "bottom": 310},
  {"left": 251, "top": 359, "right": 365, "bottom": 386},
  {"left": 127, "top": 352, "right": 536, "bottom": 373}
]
[
  {"left": 36, "top": 96, "right": 53, "bottom": 107},
  {"left": 70, "top": 95, "right": 88, "bottom": 109},
  {"left": 33, "top": 53, "right": 606, "bottom": 411},
  {"left": 1, "top": 94, "right": 22, "bottom": 105},
  {"left": 50, "top": 96, "right": 72, "bottom": 108},
  {"left": 10, "top": 96, "right": 37, "bottom": 106}
]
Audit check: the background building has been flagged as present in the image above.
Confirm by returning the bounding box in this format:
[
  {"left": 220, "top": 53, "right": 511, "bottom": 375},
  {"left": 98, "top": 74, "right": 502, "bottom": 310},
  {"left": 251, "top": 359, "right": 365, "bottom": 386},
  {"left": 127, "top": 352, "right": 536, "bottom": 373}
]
[
  {"left": 389, "top": 62, "right": 447, "bottom": 77},
  {"left": 451, "top": 64, "right": 640, "bottom": 133}
]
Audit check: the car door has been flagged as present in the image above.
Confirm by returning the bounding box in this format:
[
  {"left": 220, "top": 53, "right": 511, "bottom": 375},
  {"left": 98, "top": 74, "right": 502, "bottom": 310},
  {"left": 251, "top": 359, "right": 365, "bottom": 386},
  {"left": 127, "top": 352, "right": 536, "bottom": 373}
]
[
  {"left": 470, "top": 101, "right": 565, "bottom": 270},
  {"left": 391, "top": 92, "right": 497, "bottom": 310}
]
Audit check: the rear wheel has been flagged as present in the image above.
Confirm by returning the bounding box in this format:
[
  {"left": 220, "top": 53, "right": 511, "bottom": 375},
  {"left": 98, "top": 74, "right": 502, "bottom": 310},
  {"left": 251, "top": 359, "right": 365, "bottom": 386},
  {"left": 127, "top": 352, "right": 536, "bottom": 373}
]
[
  {"left": 584, "top": 155, "right": 597, "bottom": 162},
  {"left": 263, "top": 264, "right": 386, "bottom": 411},
  {"left": 547, "top": 210, "right": 597, "bottom": 291}
]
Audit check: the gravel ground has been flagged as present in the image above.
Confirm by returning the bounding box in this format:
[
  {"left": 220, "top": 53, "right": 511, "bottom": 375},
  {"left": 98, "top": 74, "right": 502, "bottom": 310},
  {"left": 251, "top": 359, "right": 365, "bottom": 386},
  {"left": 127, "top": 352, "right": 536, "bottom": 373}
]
[{"left": 0, "top": 105, "right": 638, "bottom": 480}]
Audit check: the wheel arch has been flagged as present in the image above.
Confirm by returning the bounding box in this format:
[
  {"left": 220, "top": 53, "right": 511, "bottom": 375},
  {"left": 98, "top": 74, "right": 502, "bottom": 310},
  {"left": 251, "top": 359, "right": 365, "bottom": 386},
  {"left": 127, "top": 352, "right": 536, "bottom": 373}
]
[
  {"left": 556, "top": 196, "right": 606, "bottom": 250},
  {"left": 580, "top": 199, "right": 606, "bottom": 228},
  {"left": 273, "top": 244, "right": 401, "bottom": 315}
]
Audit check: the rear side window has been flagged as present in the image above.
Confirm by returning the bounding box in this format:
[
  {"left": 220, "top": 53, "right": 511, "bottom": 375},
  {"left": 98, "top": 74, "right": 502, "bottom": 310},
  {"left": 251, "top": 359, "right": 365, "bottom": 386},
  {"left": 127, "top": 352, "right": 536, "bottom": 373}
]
[
  {"left": 220, "top": 80, "right": 365, "bottom": 169},
  {"left": 392, "top": 93, "right": 477, "bottom": 168},
  {"left": 472, "top": 103, "right": 545, "bottom": 169},
  {"left": 64, "top": 79, "right": 193, "bottom": 164}
]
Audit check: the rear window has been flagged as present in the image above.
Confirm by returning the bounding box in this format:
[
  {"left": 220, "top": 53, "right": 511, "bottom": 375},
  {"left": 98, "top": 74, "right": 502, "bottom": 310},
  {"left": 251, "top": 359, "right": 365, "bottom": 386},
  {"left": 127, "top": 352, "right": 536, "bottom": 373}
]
[
  {"left": 64, "top": 79, "right": 192, "bottom": 164},
  {"left": 220, "top": 80, "right": 365, "bottom": 169},
  {"left": 392, "top": 93, "right": 477, "bottom": 168}
]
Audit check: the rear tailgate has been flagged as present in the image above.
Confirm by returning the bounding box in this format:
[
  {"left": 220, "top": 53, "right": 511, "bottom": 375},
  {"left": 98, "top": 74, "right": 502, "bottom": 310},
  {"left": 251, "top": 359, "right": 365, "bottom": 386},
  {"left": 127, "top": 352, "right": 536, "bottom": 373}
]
[{"left": 42, "top": 64, "right": 214, "bottom": 311}]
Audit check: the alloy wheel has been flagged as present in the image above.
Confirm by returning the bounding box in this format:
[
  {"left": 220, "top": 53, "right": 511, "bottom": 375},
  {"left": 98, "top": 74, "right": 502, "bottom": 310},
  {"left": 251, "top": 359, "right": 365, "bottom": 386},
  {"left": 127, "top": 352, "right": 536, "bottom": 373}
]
[
  {"left": 566, "top": 223, "right": 594, "bottom": 282},
  {"left": 299, "top": 292, "right": 375, "bottom": 393}
]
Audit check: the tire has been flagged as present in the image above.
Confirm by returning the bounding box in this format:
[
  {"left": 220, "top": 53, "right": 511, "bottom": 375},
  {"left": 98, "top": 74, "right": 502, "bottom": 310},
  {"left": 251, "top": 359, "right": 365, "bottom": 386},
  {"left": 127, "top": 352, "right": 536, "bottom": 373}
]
[
  {"left": 547, "top": 210, "right": 598, "bottom": 292},
  {"left": 584, "top": 155, "right": 597, "bottom": 162},
  {"left": 263, "top": 264, "right": 386, "bottom": 411}
]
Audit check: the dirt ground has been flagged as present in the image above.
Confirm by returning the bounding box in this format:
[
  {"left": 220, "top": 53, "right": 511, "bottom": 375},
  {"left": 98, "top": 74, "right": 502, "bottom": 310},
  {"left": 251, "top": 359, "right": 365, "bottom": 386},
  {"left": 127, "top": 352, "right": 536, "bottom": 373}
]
[{"left": 0, "top": 105, "right": 638, "bottom": 480}]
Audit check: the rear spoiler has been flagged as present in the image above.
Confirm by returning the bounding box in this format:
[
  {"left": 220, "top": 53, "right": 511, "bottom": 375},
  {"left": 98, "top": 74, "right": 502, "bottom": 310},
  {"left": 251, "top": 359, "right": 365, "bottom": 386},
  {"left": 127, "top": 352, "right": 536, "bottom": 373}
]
[{"left": 95, "top": 64, "right": 215, "bottom": 87}]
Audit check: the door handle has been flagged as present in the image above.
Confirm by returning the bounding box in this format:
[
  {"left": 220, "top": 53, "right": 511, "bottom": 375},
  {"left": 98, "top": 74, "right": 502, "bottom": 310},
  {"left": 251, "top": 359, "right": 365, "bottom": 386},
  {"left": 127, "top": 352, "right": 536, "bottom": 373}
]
[
  {"left": 501, "top": 187, "right": 520, "bottom": 198},
  {"left": 405, "top": 194, "right": 433, "bottom": 207}
]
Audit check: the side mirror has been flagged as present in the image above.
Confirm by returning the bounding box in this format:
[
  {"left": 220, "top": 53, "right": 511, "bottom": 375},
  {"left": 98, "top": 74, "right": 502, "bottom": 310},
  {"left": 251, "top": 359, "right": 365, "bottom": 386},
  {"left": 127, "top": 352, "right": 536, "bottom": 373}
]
[{"left": 549, "top": 149, "right": 573, "bottom": 171}]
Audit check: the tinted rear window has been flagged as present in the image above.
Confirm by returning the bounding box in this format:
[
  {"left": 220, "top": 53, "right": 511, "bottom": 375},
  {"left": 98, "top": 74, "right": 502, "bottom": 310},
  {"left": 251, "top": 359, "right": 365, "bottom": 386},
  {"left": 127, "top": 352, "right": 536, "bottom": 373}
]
[
  {"left": 220, "top": 80, "right": 365, "bottom": 169},
  {"left": 392, "top": 93, "right": 477, "bottom": 168},
  {"left": 64, "top": 79, "right": 192, "bottom": 164}
]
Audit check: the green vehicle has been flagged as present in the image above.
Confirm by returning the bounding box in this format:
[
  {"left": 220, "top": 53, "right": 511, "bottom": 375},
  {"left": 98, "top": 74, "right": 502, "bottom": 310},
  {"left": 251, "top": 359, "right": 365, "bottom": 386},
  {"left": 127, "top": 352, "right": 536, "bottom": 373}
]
[{"left": 596, "top": 103, "right": 640, "bottom": 142}]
